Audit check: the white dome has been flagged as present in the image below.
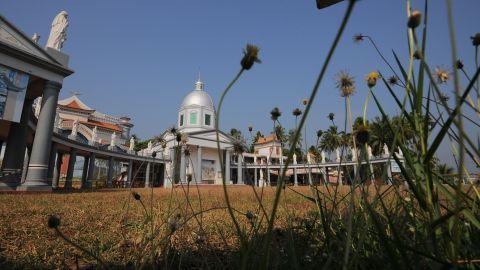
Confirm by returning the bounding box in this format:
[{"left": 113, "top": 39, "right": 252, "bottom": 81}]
[{"left": 180, "top": 90, "right": 214, "bottom": 109}]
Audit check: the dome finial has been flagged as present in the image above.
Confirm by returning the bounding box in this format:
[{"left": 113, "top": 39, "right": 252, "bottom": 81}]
[{"left": 195, "top": 70, "right": 204, "bottom": 91}]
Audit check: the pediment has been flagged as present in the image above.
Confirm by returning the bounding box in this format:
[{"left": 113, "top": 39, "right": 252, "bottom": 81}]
[{"left": 0, "top": 15, "right": 60, "bottom": 65}]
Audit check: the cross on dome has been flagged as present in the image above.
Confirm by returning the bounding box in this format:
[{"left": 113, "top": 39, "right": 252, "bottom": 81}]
[{"left": 195, "top": 71, "right": 204, "bottom": 91}]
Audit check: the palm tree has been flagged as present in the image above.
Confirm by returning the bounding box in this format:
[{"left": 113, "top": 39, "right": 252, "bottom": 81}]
[
  {"left": 319, "top": 126, "right": 342, "bottom": 155},
  {"left": 316, "top": 129, "right": 323, "bottom": 148},
  {"left": 292, "top": 108, "right": 302, "bottom": 129}
]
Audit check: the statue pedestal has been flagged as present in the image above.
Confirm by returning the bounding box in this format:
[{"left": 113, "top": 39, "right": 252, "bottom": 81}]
[{"left": 45, "top": 47, "right": 70, "bottom": 67}]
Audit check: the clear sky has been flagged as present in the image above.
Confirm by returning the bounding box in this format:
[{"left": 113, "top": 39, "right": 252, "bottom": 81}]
[{"left": 1, "top": 0, "right": 479, "bottom": 171}]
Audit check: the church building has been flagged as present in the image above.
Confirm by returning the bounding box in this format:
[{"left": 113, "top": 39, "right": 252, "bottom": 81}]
[{"left": 152, "top": 77, "right": 237, "bottom": 186}]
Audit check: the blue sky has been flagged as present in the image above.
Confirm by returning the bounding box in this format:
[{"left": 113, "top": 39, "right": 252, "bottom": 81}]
[{"left": 2, "top": 0, "right": 479, "bottom": 171}]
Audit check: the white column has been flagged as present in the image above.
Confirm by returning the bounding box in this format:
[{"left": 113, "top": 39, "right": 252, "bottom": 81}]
[
  {"left": 293, "top": 154, "right": 298, "bottom": 186},
  {"left": 145, "top": 162, "right": 151, "bottom": 187},
  {"left": 225, "top": 150, "right": 231, "bottom": 184},
  {"left": 180, "top": 146, "right": 186, "bottom": 184},
  {"left": 237, "top": 154, "right": 243, "bottom": 184},
  {"left": 196, "top": 146, "right": 202, "bottom": 183}
]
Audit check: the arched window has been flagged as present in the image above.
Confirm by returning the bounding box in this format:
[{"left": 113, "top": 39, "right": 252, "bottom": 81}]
[
  {"left": 204, "top": 114, "right": 211, "bottom": 126},
  {"left": 190, "top": 111, "right": 198, "bottom": 125},
  {"left": 179, "top": 114, "right": 184, "bottom": 126}
]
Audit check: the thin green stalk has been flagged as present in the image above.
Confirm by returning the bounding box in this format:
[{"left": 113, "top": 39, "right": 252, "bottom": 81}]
[
  {"left": 260, "top": 1, "right": 356, "bottom": 269},
  {"left": 363, "top": 88, "right": 372, "bottom": 125},
  {"left": 214, "top": 68, "right": 246, "bottom": 248}
]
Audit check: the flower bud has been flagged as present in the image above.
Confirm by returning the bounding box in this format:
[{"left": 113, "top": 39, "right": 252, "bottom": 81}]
[
  {"left": 48, "top": 215, "right": 61, "bottom": 229},
  {"left": 471, "top": 33, "right": 480, "bottom": 47},
  {"left": 407, "top": 10, "right": 422, "bottom": 29}
]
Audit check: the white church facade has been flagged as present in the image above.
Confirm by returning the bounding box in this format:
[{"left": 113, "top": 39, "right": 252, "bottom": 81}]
[{"left": 152, "top": 78, "right": 237, "bottom": 186}]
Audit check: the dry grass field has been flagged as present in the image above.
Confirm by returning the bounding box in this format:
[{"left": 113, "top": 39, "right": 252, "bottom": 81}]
[{"left": 0, "top": 186, "right": 329, "bottom": 269}]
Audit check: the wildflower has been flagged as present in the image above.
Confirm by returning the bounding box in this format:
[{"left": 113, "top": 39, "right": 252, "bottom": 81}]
[
  {"left": 353, "top": 33, "right": 364, "bottom": 43},
  {"left": 328, "top": 113, "right": 335, "bottom": 121},
  {"left": 407, "top": 10, "right": 422, "bottom": 29},
  {"left": 388, "top": 75, "right": 399, "bottom": 86},
  {"left": 335, "top": 71, "right": 356, "bottom": 97},
  {"left": 131, "top": 191, "right": 141, "bottom": 201},
  {"left": 270, "top": 107, "right": 282, "bottom": 121},
  {"left": 241, "top": 44, "right": 261, "bottom": 70},
  {"left": 248, "top": 125, "right": 253, "bottom": 132},
  {"left": 471, "top": 33, "right": 480, "bottom": 47},
  {"left": 47, "top": 215, "right": 61, "bottom": 229},
  {"left": 365, "top": 71, "right": 380, "bottom": 87},
  {"left": 455, "top": 59, "right": 464, "bottom": 70},
  {"left": 302, "top": 98, "right": 308, "bottom": 106},
  {"left": 292, "top": 108, "right": 302, "bottom": 117},
  {"left": 435, "top": 67, "right": 450, "bottom": 84},
  {"left": 355, "top": 124, "right": 370, "bottom": 144}
]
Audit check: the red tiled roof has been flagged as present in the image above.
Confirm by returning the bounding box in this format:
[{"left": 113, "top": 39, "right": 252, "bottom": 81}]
[
  {"left": 82, "top": 120, "right": 123, "bottom": 132},
  {"left": 60, "top": 100, "right": 95, "bottom": 111},
  {"left": 255, "top": 134, "right": 279, "bottom": 144}
]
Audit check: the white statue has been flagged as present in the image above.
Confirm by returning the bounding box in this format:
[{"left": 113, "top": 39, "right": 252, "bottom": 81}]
[
  {"left": 383, "top": 144, "right": 389, "bottom": 157},
  {"left": 336, "top": 148, "right": 340, "bottom": 162},
  {"left": 58, "top": 118, "right": 63, "bottom": 129},
  {"left": 129, "top": 137, "right": 135, "bottom": 151},
  {"left": 293, "top": 153, "right": 297, "bottom": 164},
  {"left": 71, "top": 119, "right": 78, "bottom": 136},
  {"left": 259, "top": 168, "right": 264, "bottom": 180},
  {"left": 367, "top": 145, "right": 373, "bottom": 158},
  {"left": 396, "top": 147, "right": 403, "bottom": 157},
  {"left": 148, "top": 140, "right": 153, "bottom": 151},
  {"left": 307, "top": 153, "right": 312, "bottom": 164},
  {"left": 351, "top": 147, "right": 357, "bottom": 161},
  {"left": 91, "top": 126, "right": 98, "bottom": 144},
  {"left": 321, "top": 151, "right": 326, "bottom": 163},
  {"left": 46, "top": 11, "right": 69, "bottom": 50},
  {"left": 110, "top": 132, "right": 117, "bottom": 147},
  {"left": 32, "top": 33, "right": 40, "bottom": 44}
]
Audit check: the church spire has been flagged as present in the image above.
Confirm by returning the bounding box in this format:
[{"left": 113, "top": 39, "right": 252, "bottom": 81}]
[{"left": 195, "top": 71, "right": 204, "bottom": 91}]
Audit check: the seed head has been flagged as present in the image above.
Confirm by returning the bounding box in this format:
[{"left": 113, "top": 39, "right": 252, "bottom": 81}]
[
  {"left": 241, "top": 44, "right": 261, "bottom": 70},
  {"left": 413, "top": 50, "right": 422, "bottom": 60},
  {"left": 169, "top": 127, "right": 177, "bottom": 135},
  {"left": 353, "top": 33, "right": 364, "bottom": 43},
  {"left": 131, "top": 191, "right": 141, "bottom": 201},
  {"left": 471, "top": 33, "right": 480, "bottom": 47},
  {"left": 366, "top": 71, "right": 380, "bottom": 88},
  {"left": 316, "top": 129, "right": 323, "bottom": 138},
  {"left": 355, "top": 125, "right": 370, "bottom": 145},
  {"left": 388, "top": 76, "right": 399, "bottom": 86},
  {"left": 47, "top": 215, "right": 61, "bottom": 229},
  {"left": 407, "top": 10, "right": 422, "bottom": 29},
  {"left": 335, "top": 71, "right": 356, "bottom": 97},
  {"left": 455, "top": 59, "right": 464, "bottom": 70},
  {"left": 245, "top": 210, "right": 255, "bottom": 221},
  {"left": 439, "top": 92, "right": 450, "bottom": 102},
  {"left": 175, "top": 133, "right": 182, "bottom": 143},
  {"left": 302, "top": 98, "right": 308, "bottom": 106}
]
